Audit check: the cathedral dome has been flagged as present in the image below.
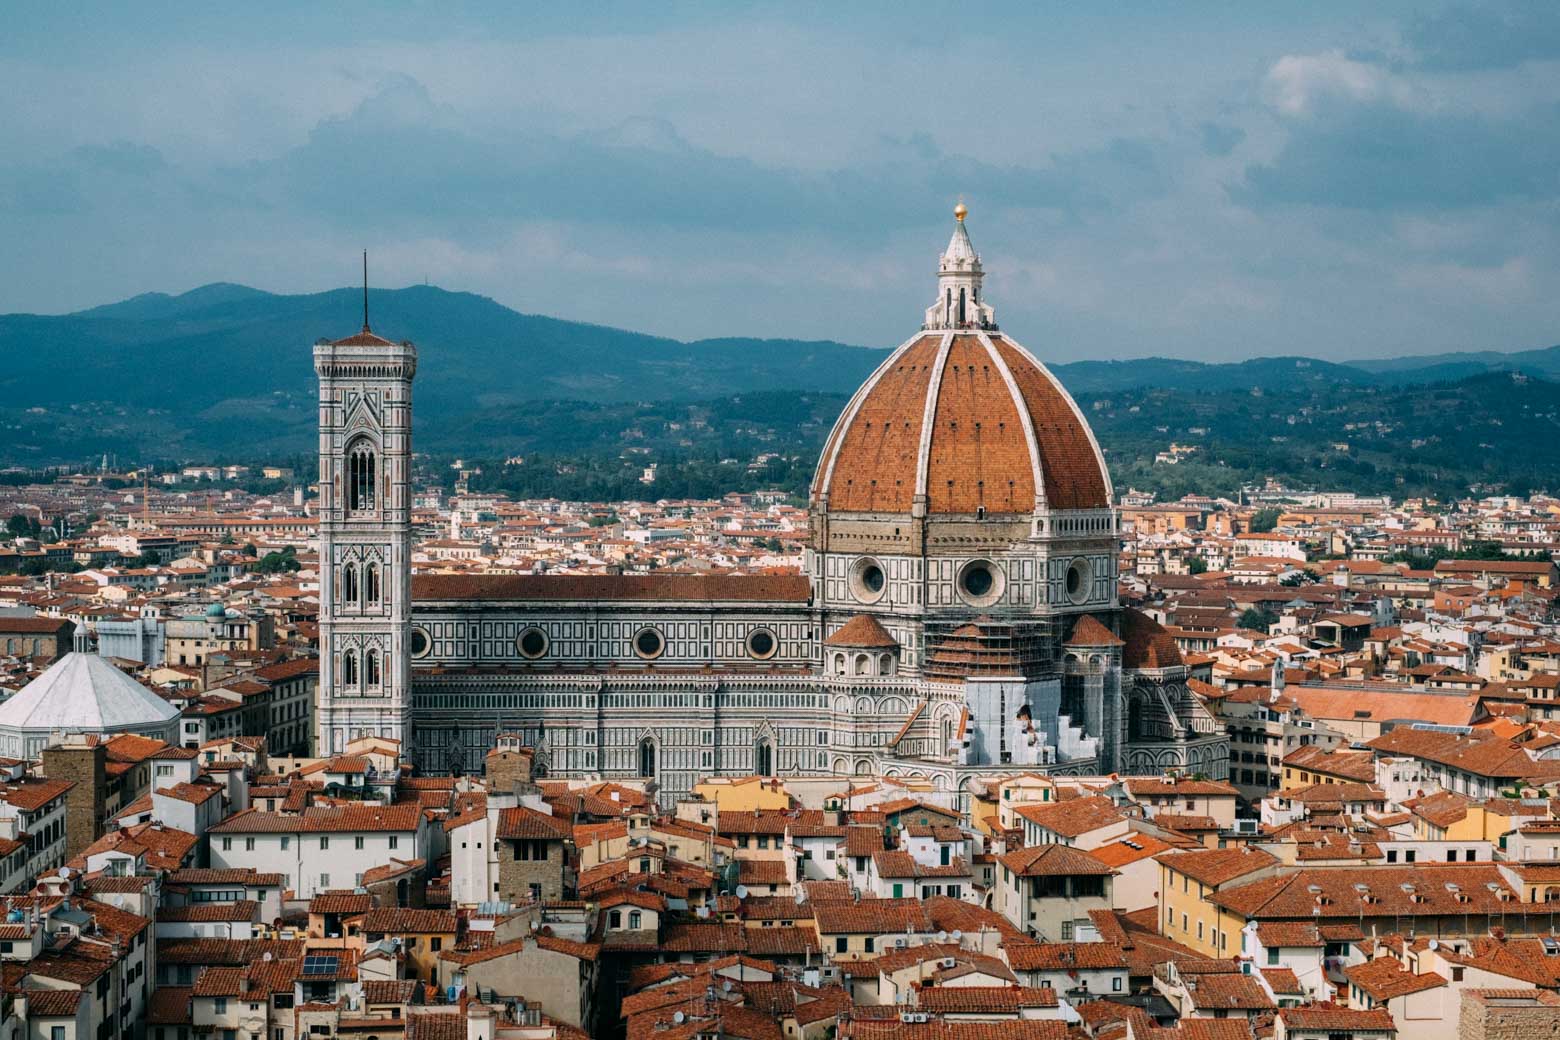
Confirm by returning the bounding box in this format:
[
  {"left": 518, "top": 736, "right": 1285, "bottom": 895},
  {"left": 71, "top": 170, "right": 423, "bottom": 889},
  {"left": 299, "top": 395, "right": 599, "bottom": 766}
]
[
  {"left": 811, "top": 208, "right": 1110, "bottom": 517},
  {"left": 812, "top": 331, "right": 1110, "bottom": 515}
]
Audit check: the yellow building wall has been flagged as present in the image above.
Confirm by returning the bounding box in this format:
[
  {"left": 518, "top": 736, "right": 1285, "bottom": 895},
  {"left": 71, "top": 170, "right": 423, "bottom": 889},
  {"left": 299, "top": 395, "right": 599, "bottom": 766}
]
[
  {"left": 690, "top": 777, "right": 793, "bottom": 812},
  {"left": 1156, "top": 862, "right": 1246, "bottom": 958}
]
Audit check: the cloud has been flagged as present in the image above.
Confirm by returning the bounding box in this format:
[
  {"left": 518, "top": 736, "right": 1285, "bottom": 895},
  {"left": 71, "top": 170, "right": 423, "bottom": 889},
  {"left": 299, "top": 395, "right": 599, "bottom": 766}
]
[
  {"left": 1240, "top": 101, "right": 1560, "bottom": 211},
  {"left": 1197, "top": 122, "right": 1245, "bottom": 157},
  {"left": 227, "top": 77, "right": 1173, "bottom": 242},
  {"left": 2, "top": 8, "right": 1559, "bottom": 365},
  {"left": 1405, "top": 3, "right": 1560, "bottom": 71},
  {"left": 1262, "top": 51, "right": 1422, "bottom": 116},
  {"left": 1239, "top": 45, "right": 1560, "bottom": 212}
]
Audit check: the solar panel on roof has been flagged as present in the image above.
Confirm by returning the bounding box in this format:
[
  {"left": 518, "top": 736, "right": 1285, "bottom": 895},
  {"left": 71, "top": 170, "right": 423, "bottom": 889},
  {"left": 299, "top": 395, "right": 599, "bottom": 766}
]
[{"left": 302, "top": 954, "right": 339, "bottom": 974}]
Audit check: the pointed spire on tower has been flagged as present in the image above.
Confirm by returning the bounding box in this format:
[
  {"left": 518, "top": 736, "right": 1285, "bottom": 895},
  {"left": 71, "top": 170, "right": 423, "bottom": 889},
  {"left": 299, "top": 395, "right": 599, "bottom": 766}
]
[
  {"left": 923, "top": 201, "right": 996, "bottom": 331},
  {"left": 945, "top": 199, "right": 976, "bottom": 262}
]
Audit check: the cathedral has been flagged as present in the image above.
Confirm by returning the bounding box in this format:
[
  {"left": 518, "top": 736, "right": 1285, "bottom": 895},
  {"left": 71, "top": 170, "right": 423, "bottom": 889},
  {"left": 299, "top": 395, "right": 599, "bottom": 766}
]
[{"left": 312, "top": 207, "right": 1228, "bottom": 803}]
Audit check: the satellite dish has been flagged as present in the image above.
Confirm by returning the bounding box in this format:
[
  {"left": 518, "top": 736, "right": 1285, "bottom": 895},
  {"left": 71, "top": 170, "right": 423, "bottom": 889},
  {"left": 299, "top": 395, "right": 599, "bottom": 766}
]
[
  {"left": 735, "top": 885, "right": 750, "bottom": 900},
  {"left": 722, "top": 980, "right": 733, "bottom": 993},
  {"left": 57, "top": 867, "right": 71, "bottom": 879},
  {"left": 937, "top": 930, "right": 949, "bottom": 943},
  {"left": 951, "top": 930, "right": 962, "bottom": 941},
  {"left": 673, "top": 1012, "right": 686, "bottom": 1025}
]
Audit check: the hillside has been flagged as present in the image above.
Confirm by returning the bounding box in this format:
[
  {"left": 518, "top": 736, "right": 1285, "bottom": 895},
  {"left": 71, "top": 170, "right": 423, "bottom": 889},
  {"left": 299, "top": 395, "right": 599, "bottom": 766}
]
[
  {"left": 454, "top": 371, "right": 1560, "bottom": 503},
  {"left": 2, "top": 283, "right": 1559, "bottom": 502}
]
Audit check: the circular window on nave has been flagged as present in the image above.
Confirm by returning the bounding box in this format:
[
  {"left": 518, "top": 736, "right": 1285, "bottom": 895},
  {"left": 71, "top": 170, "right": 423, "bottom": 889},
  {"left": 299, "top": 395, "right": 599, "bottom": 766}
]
[
  {"left": 1066, "top": 557, "right": 1092, "bottom": 604},
  {"left": 957, "top": 559, "right": 1004, "bottom": 607},
  {"left": 850, "top": 557, "right": 887, "bottom": 604},
  {"left": 633, "top": 626, "right": 666, "bottom": 660},
  {"left": 409, "top": 627, "right": 431, "bottom": 659},
  {"left": 747, "top": 628, "right": 777, "bottom": 660},
  {"left": 516, "top": 627, "right": 549, "bottom": 660}
]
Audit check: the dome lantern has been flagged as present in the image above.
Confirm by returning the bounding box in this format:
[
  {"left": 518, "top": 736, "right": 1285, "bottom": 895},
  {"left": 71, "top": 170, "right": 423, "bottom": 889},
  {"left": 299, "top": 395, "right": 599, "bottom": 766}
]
[{"left": 924, "top": 202, "right": 995, "bottom": 331}]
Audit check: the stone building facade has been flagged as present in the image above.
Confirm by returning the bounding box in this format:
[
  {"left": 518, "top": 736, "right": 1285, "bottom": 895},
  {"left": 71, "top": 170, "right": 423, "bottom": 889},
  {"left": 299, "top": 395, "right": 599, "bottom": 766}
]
[{"left": 313, "top": 209, "right": 1228, "bottom": 805}]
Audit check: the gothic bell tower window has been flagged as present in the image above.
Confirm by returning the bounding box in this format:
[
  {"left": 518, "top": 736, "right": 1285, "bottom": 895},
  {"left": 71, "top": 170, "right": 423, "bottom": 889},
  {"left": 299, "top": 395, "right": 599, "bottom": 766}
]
[{"left": 345, "top": 438, "right": 378, "bottom": 512}]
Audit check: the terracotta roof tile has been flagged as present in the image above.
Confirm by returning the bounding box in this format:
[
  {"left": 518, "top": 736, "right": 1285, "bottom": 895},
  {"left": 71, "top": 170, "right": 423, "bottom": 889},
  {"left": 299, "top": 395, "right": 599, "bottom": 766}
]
[
  {"left": 1122, "top": 608, "right": 1183, "bottom": 669},
  {"left": 997, "top": 843, "right": 1114, "bottom": 877},
  {"left": 412, "top": 573, "right": 809, "bottom": 603},
  {"left": 1067, "top": 614, "right": 1124, "bottom": 647},
  {"left": 824, "top": 614, "right": 900, "bottom": 648}
]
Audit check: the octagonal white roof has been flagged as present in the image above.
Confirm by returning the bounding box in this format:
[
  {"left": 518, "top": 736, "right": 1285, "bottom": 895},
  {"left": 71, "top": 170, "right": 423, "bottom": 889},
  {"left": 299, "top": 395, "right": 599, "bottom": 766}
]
[{"left": 0, "top": 653, "right": 179, "bottom": 733}]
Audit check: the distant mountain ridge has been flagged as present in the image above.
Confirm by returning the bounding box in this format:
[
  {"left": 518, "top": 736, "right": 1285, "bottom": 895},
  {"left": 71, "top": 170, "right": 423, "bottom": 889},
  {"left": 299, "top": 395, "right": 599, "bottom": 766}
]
[{"left": 0, "top": 281, "right": 1557, "bottom": 464}]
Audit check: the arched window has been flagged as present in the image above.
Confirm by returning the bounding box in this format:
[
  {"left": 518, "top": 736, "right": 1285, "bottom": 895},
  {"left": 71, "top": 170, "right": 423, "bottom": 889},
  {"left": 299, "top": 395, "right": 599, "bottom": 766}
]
[
  {"left": 345, "top": 438, "right": 377, "bottom": 512},
  {"left": 342, "top": 563, "right": 357, "bottom": 605},
  {"left": 608, "top": 910, "right": 621, "bottom": 929},
  {"left": 342, "top": 650, "right": 357, "bottom": 687},
  {"left": 833, "top": 653, "right": 845, "bottom": 675},
  {"left": 638, "top": 738, "right": 656, "bottom": 778},
  {"left": 365, "top": 649, "right": 380, "bottom": 686},
  {"left": 941, "top": 716, "right": 953, "bottom": 749},
  {"left": 854, "top": 654, "right": 870, "bottom": 676},
  {"left": 755, "top": 740, "right": 773, "bottom": 777},
  {"left": 879, "top": 653, "right": 894, "bottom": 676},
  {"left": 363, "top": 563, "right": 379, "bottom": 605},
  {"left": 628, "top": 910, "right": 642, "bottom": 930}
]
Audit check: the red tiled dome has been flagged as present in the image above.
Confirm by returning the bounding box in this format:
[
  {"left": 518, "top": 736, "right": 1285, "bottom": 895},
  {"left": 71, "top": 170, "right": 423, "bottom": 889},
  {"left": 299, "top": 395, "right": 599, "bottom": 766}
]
[{"left": 811, "top": 331, "right": 1110, "bottom": 515}]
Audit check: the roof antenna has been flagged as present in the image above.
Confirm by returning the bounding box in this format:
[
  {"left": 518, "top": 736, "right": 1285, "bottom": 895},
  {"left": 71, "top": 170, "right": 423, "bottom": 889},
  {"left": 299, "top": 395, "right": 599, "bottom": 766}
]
[{"left": 362, "top": 249, "right": 371, "bottom": 333}]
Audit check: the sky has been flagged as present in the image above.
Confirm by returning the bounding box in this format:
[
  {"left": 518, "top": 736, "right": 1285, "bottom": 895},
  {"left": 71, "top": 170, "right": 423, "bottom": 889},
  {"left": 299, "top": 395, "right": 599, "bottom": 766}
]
[{"left": 2, "top": 2, "right": 1559, "bottom": 361}]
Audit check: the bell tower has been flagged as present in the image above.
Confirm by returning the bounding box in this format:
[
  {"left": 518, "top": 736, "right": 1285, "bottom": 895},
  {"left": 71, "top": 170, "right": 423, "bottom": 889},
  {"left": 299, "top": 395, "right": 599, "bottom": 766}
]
[{"left": 313, "top": 259, "right": 417, "bottom": 757}]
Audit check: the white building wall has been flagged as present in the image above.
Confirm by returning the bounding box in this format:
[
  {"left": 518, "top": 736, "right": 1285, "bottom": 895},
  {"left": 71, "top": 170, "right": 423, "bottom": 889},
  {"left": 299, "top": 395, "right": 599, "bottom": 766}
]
[{"left": 210, "top": 828, "right": 422, "bottom": 899}]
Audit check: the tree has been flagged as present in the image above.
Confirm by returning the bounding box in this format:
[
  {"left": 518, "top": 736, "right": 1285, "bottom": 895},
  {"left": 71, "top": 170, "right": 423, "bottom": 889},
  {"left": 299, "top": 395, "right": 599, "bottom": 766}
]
[
  {"left": 1238, "top": 607, "right": 1277, "bottom": 633},
  {"left": 1455, "top": 541, "right": 1512, "bottom": 561},
  {"left": 1249, "top": 507, "right": 1282, "bottom": 533},
  {"left": 1187, "top": 556, "right": 1208, "bottom": 575},
  {"left": 254, "top": 547, "right": 301, "bottom": 574},
  {"left": 5, "top": 514, "right": 40, "bottom": 540}
]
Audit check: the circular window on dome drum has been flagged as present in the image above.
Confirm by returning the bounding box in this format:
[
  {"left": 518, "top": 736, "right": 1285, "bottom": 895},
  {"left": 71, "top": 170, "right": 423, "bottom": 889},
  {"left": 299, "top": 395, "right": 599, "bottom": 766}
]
[
  {"left": 516, "top": 627, "right": 549, "bottom": 660},
  {"left": 746, "top": 629, "right": 777, "bottom": 660},
  {"left": 633, "top": 627, "right": 666, "bottom": 660},
  {"left": 957, "top": 559, "right": 1005, "bottom": 608},
  {"left": 849, "top": 558, "right": 887, "bottom": 604},
  {"left": 1065, "top": 558, "right": 1092, "bottom": 605},
  {"left": 409, "top": 626, "right": 431, "bottom": 659}
]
